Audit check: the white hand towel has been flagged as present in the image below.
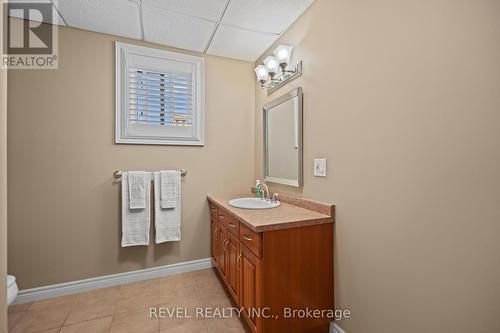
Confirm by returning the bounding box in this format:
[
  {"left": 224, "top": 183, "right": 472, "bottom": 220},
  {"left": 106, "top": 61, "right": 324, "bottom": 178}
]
[
  {"left": 128, "top": 171, "right": 147, "bottom": 209},
  {"left": 121, "top": 172, "right": 151, "bottom": 247},
  {"left": 160, "top": 170, "right": 178, "bottom": 209},
  {"left": 154, "top": 171, "right": 181, "bottom": 243}
]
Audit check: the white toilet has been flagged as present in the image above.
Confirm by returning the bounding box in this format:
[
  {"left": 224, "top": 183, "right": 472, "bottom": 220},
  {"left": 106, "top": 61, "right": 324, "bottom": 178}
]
[{"left": 7, "top": 275, "right": 18, "bottom": 305}]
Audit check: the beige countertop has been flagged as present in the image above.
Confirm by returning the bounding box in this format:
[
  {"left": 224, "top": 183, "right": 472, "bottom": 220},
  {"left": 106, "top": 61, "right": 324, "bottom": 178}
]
[{"left": 207, "top": 194, "right": 333, "bottom": 232}]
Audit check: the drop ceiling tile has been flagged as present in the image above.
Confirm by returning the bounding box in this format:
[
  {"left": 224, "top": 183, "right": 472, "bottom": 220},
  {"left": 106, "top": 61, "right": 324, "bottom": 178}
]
[
  {"left": 143, "top": 0, "right": 227, "bottom": 21},
  {"left": 142, "top": 4, "right": 216, "bottom": 52},
  {"left": 7, "top": 0, "right": 65, "bottom": 25},
  {"left": 207, "top": 24, "right": 278, "bottom": 61},
  {"left": 222, "top": 0, "right": 315, "bottom": 34},
  {"left": 54, "top": 0, "right": 141, "bottom": 39}
]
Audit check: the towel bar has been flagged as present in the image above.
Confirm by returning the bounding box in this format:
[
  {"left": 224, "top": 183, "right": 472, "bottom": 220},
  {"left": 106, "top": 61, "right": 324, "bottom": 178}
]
[{"left": 113, "top": 170, "right": 187, "bottom": 179}]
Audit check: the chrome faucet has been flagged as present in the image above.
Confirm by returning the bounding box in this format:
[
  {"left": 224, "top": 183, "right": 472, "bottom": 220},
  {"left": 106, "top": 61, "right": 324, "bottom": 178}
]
[{"left": 256, "top": 182, "right": 271, "bottom": 201}]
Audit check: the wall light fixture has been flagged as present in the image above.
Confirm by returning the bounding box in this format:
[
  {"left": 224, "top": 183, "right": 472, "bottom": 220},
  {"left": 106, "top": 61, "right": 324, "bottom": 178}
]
[{"left": 255, "top": 44, "right": 302, "bottom": 95}]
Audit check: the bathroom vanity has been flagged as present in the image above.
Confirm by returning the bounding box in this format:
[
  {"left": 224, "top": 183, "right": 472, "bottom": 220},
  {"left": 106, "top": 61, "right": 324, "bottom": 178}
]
[{"left": 207, "top": 193, "right": 335, "bottom": 333}]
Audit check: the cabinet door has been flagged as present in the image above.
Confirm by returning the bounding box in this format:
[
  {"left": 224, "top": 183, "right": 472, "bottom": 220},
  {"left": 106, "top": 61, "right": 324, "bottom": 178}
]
[
  {"left": 240, "top": 245, "right": 262, "bottom": 333},
  {"left": 227, "top": 232, "right": 240, "bottom": 304},
  {"left": 211, "top": 219, "right": 218, "bottom": 265},
  {"left": 218, "top": 225, "right": 228, "bottom": 280}
]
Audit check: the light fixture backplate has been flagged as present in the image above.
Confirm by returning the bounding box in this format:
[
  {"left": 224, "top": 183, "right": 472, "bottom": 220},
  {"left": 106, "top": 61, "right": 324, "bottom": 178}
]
[{"left": 267, "top": 61, "right": 303, "bottom": 95}]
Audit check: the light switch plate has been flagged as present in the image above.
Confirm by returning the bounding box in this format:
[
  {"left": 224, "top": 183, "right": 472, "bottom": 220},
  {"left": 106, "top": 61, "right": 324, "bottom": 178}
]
[{"left": 314, "top": 158, "right": 327, "bottom": 177}]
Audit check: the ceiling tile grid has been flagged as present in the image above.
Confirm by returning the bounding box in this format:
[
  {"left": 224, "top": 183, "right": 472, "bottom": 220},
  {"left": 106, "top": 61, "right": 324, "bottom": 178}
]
[
  {"left": 142, "top": 4, "right": 216, "bottom": 53},
  {"left": 7, "top": 0, "right": 315, "bottom": 61},
  {"left": 222, "top": 0, "right": 315, "bottom": 34},
  {"left": 6, "top": 0, "right": 65, "bottom": 25},
  {"left": 207, "top": 24, "right": 277, "bottom": 62},
  {"left": 54, "top": 0, "right": 142, "bottom": 40},
  {"left": 143, "top": 0, "right": 228, "bottom": 21}
]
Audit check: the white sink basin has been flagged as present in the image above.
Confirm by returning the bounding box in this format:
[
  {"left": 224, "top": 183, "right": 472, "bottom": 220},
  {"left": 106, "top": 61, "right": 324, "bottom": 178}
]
[{"left": 228, "top": 197, "right": 280, "bottom": 210}]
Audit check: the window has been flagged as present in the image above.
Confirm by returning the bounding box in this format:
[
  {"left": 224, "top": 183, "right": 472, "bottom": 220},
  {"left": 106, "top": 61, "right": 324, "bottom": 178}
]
[{"left": 115, "top": 42, "right": 204, "bottom": 145}]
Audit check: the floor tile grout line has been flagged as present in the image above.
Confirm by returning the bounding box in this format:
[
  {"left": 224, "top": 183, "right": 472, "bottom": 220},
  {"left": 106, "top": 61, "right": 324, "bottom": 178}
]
[
  {"left": 60, "top": 298, "right": 79, "bottom": 327},
  {"left": 12, "top": 269, "right": 225, "bottom": 333},
  {"left": 7, "top": 310, "right": 28, "bottom": 332},
  {"left": 58, "top": 315, "right": 115, "bottom": 332},
  {"left": 62, "top": 314, "right": 115, "bottom": 328},
  {"left": 107, "top": 312, "right": 115, "bottom": 333}
]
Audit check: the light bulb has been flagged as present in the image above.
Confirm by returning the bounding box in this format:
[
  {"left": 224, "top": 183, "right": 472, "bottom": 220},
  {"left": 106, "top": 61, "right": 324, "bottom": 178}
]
[
  {"left": 273, "top": 45, "right": 293, "bottom": 67},
  {"left": 278, "top": 49, "right": 287, "bottom": 59},
  {"left": 263, "top": 56, "right": 279, "bottom": 76},
  {"left": 254, "top": 65, "right": 268, "bottom": 82}
]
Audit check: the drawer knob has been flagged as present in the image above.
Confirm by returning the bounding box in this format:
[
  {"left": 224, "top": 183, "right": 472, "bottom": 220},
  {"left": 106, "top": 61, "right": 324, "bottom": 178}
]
[
  {"left": 228, "top": 223, "right": 236, "bottom": 228},
  {"left": 242, "top": 235, "right": 252, "bottom": 241}
]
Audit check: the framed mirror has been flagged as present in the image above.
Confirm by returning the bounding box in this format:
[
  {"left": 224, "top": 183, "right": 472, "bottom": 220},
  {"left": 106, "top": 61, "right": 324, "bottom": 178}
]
[{"left": 263, "top": 87, "right": 303, "bottom": 187}]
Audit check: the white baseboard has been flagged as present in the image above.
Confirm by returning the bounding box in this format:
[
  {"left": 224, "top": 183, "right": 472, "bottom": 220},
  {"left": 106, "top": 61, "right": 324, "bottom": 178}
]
[
  {"left": 330, "top": 322, "right": 347, "bottom": 333},
  {"left": 14, "top": 257, "right": 213, "bottom": 304}
]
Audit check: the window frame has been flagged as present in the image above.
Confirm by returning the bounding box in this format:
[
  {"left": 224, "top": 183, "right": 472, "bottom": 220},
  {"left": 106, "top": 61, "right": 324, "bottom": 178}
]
[{"left": 115, "top": 42, "right": 205, "bottom": 146}]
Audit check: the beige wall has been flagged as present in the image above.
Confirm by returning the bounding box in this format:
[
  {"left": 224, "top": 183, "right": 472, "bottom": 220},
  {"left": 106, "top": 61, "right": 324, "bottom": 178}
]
[
  {"left": 1, "top": 2, "right": 8, "bottom": 330},
  {"left": 255, "top": 0, "right": 500, "bottom": 332},
  {"left": 7, "top": 25, "right": 255, "bottom": 289}
]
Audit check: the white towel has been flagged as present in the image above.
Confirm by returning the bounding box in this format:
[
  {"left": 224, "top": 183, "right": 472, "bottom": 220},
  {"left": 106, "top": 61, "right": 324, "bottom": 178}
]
[
  {"left": 154, "top": 171, "right": 181, "bottom": 243},
  {"left": 128, "top": 171, "right": 147, "bottom": 209},
  {"left": 121, "top": 172, "right": 151, "bottom": 247},
  {"left": 160, "top": 170, "right": 178, "bottom": 209}
]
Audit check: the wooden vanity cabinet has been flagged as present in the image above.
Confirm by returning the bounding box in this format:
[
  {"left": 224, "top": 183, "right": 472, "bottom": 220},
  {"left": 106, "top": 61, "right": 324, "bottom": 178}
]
[
  {"left": 239, "top": 222, "right": 262, "bottom": 257},
  {"left": 209, "top": 200, "right": 334, "bottom": 333},
  {"left": 213, "top": 217, "right": 262, "bottom": 332},
  {"left": 226, "top": 231, "right": 240, "bottom": 302},
  {"left": 216, "top": 222, "right": 228, "bottom": 280},
  {"left": 239, "top": 241, "right": 262, "bottom": 333},
  {"left": 211, "top": 211, "right": 241, "bottom": 302},
  {"left": 211, "top": 218, "right": 217, "bottom": 265}
]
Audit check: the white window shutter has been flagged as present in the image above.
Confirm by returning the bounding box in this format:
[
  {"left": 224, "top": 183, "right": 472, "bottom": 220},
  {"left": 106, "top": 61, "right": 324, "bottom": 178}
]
[
  {"left": 128, "top": 69, "right": 193, "bottom": 127},
  {"left": 116, "top": 42, "right": 204, "bottom": 145}
]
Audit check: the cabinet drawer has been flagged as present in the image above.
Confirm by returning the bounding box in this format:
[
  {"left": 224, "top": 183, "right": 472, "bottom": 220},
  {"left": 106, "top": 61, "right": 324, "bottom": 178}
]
[
  {"left": 209, "top": 202, "right": 218, "bottom": 220},
  {"left": 218, "top": 208, "right": 239, "bottom": 236},
  {"left": 239, "top": 223, "right": 262, "bottom": 258}
]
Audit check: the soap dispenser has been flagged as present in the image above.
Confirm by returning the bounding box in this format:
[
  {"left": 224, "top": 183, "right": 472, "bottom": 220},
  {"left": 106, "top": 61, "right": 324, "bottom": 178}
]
[{"left": 255, "top": 180, "right": 262, "bottom": 198}]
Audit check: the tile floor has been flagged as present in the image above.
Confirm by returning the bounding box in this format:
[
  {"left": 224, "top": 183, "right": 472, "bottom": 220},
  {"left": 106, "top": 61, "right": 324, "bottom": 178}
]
[{"left": 8, "top": 268, "right": 249, "bottom": 333}]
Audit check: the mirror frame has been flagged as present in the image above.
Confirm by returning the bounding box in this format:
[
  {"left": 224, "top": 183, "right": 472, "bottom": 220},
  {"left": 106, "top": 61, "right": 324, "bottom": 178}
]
[{"left": 263, "top": 87, "right": 303, "bottom": 187}]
